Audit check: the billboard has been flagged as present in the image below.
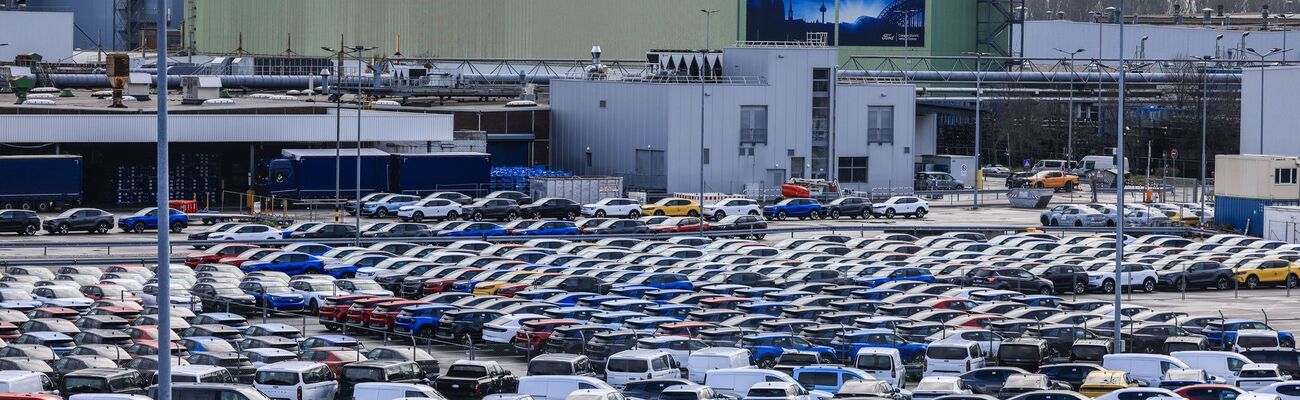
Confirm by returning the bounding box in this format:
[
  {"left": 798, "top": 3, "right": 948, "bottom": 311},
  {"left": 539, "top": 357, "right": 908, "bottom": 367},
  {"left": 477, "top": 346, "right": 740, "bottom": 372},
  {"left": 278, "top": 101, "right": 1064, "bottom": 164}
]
[{"left": 745, "top": 0, "right": 925, "bottom": 47}]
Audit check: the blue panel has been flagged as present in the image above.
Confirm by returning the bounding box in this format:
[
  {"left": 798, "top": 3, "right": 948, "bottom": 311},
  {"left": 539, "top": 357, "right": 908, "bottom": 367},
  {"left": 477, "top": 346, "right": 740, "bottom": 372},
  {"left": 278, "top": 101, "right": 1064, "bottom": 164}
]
[{"left": 1214, "top": 196, "right": 1300, "bottom": 237}]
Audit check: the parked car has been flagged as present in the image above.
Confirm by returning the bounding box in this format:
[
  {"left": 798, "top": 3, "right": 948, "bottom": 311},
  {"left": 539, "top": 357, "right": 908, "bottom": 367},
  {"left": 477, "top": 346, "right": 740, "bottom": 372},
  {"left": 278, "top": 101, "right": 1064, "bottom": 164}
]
[
  {"left": 916, "top": 172, "right": 966, "bottom": 191},
  {"left": 872, "top": 197, "right": 928, "bottom": 219},
  {"left": 398, "top": 198, "right": 463, "bottom": 222},
  {"left": 463, "top": 199, "right": 522, "bottom": 222},
  {"left": 434, "top": 360, "right": 519, "bottom": 400},
  {"left": 643, "top": 198, "right": 702, "bottom": 217},
  {"left": 1039, "top": 205, "right": 1107, "bottom": 227},
  {"left": 521, "top": 198, "right": 582, "bottom": 220},
  {"left": 582, "top": 198, "right": 643, "bottom": 219},
  {"left": 822, "top": 197, "right": 874, "bottom": 219},
  {"left": 43, "top": 208, "right": 114, "bottom": 235},
  {"left": 1027, "top": 171, "right": 1080, "bottom": 192},
  {"left": 763, "top": 198, "right": 822, "bottom": 221},
  {"left": 117, "top": 208, "right": 187, "bottom": 233},
  {"left": 703, "top": 199, "right": 762, "bottom": 221}
]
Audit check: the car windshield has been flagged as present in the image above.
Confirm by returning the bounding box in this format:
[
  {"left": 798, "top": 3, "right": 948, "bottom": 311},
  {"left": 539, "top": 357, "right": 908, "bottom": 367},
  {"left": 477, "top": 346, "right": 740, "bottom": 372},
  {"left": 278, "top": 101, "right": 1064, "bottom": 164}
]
[
  {"left": 46, "top": 287, "right": 81, "bottom": 297},
  {"left": 262, "top": 285, "right": 292, "bottom": 294},
  {"left": 57, "top": 209, "right": 81, "bottom": 218},
  {"left": 1239, "top": 336, "right": 1279, "bottom": 348},
  {"left": 62, "top": 377, "right": 108, "bottom": 392},
  {"left": 255, "top": 370, "right": 300, "bottom": 385},
  {"left": 527, "top": 360, "right": 573, "bottom": 375},
  {"left": 606, "top": 358, "right": 650, "bottom": 373},
  {"left": 343, "top": 367, "right": 384, "bottom": 382},
  {"left": 926, "top": 346, "right": 970, "bottom": 360},
  {"left": 998, "top": 345, "right": 1040, "bottom": 359},
  {"left": 351, "top": 281, "right": 383, "bottom": 291},
  {"left": 445, "top": 365, "right": 487, "bottom": 378},
  {"left": 132, "top": 208, "right": 155, "bottom": 216},
  {"left": 916, "top": 381, "right": 955, "bottom": 391}
]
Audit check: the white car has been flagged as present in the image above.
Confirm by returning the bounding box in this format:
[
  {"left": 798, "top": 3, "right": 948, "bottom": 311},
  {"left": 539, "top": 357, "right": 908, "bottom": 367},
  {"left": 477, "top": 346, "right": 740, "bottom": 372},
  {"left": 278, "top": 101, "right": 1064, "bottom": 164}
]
[
  {"left": 482, "top": 313, "right": 547, "bottom": 346},
  {"left": 581, "top": 198, "right": 642, "bottom": 218},
  {"left": 206, "top": 224, "right": 282, "bottom": 241},
  {"left": 1085, "top": 263, "right": 1159, "bottom": 294},
  {"left": 397, "top": 198, "right": 462, "bottom": 222},
  {"left": 1250, "top": 381, "right": 1300, "bottom": 400},
  {"left": 138, "top": 283, "right": 203, "bottom": 312},
  {"left": 1239, "top": 364, "right": 1292, "bottom": 391},
  {"left": 910, "top": 376, "right": 971, "bottom": 400},
  {"left": 703, "top": 198, "right": 762, "bottom": 220},
  {"left": 872, "top": 196, "right": 929, "bottom": 219},
  {"left": 745, "top": 382, "right": 823, "bottom": 400},
  {"left": 0, "top": 288, "right": 41, "bottom": 311},
  {"left": 288, "top": 279, "right": 346, "bottom": 312},
  {"left": 31, "top": 285, "right": 94, "bottom": 310}
]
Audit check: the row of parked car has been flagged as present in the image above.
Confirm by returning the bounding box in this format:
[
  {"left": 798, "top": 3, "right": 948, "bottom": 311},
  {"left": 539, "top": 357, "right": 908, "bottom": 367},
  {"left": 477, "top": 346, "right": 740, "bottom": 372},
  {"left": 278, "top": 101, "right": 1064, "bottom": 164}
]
[{"left": 1039, "top": 203, "right": 1214, "bottom": 228}]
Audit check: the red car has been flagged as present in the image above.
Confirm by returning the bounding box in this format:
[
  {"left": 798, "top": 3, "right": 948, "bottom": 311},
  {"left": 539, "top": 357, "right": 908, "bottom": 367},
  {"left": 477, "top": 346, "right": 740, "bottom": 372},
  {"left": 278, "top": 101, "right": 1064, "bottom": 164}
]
[
  {"left": 1174, "top": 385, "right": 1244, "bottom": 400},
  {"left": 26, "top": 307, "right": 80, "bottom": 322},
  {"left": 316, "top": 294, "right": 378, "bottom": 329},
  {"left": 0, "top": 322, "right": 19, "bottom": 341},
  {"left": 655, "top": 321, "right": 715, "bottom": 337},
  {"left": 648, "top": 217, "right": 709, "bottom": 234},
  {"left": 922, "top": 298, "right": 979, "bottom": 312},
  {"left": 184, "top": 243, "right": 258, "bottom": 267},
  {"left": 124, "top": 325, "right": 182, "bottom": 342},
  {"left": 421, "top": 269, "right": 485, "bottom": 295},
  {"left": 339, "top": 297, "right": 404, "bottom": 327},
  {"left": 365, "top": 300, "right": 430, "bottom": 331},
  {"left": 84, "top": 306, "right": 142, "bottom": 322},
  {"left": 697, "top": 296, "right": 752, "bottom": 310},
  {"left": 512, "top": 319, "right": 580, "bottom": 353},
  {"left": 300, "top": 346, "right": 368, "bottom": 376},
  {"left": 947, "top": 313, "right": 1004, "bottom": 328},
  {"left": 216, "top": 248, "right": 280, "bottom": 266},
  {"left": 0, "top": 394, "right": 63, "bottom": 400}
]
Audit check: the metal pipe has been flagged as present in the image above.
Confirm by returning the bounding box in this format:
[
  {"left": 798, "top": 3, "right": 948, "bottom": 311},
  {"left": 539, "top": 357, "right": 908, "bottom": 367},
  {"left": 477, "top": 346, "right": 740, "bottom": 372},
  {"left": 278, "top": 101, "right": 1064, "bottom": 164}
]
[{"left": 1113, "top": 0, "right": 1127, "bottom": 354}]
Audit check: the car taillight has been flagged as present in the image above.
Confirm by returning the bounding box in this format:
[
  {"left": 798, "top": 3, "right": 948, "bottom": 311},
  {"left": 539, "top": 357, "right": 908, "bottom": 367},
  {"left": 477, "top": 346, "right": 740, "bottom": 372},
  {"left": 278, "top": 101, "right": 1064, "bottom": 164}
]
[
  {"left": 987, "top": 278, "right": 996, "bottom": 282},
  {"left": 297, "top": 386, "right": 303, "bottom": 400},
  {"left": 966, "top": 360, "right": 972, "bottom": 370}
]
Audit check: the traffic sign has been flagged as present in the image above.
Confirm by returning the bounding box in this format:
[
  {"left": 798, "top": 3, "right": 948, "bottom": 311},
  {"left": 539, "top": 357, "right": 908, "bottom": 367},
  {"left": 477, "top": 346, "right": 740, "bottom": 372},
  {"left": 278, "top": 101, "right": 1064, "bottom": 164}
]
[{"left": 1170, "top": 148, "right": 1179, "bottom": 159}]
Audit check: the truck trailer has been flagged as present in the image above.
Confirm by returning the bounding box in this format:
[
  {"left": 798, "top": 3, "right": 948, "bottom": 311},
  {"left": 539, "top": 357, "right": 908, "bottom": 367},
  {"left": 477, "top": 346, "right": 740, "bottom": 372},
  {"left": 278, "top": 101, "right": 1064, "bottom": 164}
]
[
  {"left": 393, "top": 152, "right": 491, "bottom": 197},
  {"left": 0, "top": 155, "right": 83, "bottom": 211},
  {"left": 266, "top": 149, "right": 492, "bottom": 199}
]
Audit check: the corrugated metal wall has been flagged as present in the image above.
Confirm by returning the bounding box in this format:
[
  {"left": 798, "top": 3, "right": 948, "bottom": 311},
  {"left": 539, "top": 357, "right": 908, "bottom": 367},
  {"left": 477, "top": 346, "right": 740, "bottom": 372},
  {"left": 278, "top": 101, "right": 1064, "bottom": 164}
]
[{"left": 1215, "top": 196, "right": 1300, "bottom": 237}]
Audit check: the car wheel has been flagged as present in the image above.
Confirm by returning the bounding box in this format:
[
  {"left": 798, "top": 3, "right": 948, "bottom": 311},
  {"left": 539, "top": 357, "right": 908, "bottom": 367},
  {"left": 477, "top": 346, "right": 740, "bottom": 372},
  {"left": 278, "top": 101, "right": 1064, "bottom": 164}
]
[
  {"left": 715, "top": 211, "right": 727, "bottom": 220},
  {"left": 1064, "top": 182, "right": 1075, "bottom": 192},
  {"left": 417, "top": 326, "right": 434, "bottom": 338},
  {"left": 1039, "top": 286, "right": 1053, "bottom": 295},
  {"left": 628, "top": 210, "right": 640, "bottom": 219},
  {"left": 56, "top": 224, "right": 70, "bottom": 235},
  {"left": 375, "top": 208, "right": 388, "bottom": 218},
  {"left": 132, "top": 222, "right": 145, "bottom": 233},
  {"left": 471, "top": 212, "right": 484, "bottom": 221},
  {"left": 687, "top": 210, "right": 699, "bottom": 218},
  {"left": 1176, "top": 278, "right": 1187, "bottom": 292},
  {"left": 1247, "top": 275, "right": 1260, "bottom": 289},
  {"left": 1035, "top": 182, "right": 1045, "bottom": 189},
  {"left": 1102, "top": 279, "right": 1116, "bottom": 294},
  {"left": 654, "top": 210, "right": 665, "bottom": 216},
  {"left": 1143, "top": 278, "right": 1156, "bottom": 293},
  {"left": 1073, "top": 281, "right": 1088, "bottom": 294},
  {"left": 757, "top": 357, "right": 776, "bottom": 369},
  {"left": 446, "top": 211, "right": 459, "bottom": 221},
  {"left": 1074, "top": 220, "right": 1083, "bottom": 227},
  {"left": 506, "top": 211, "right": 519, "bottom": 221},
  {"left": 95, "top": 222, "right": 110, "bottom": 234},
  {"left": 595, "top": 210, "right": 607, "bottom": 218},
  {"left": 412, "top": 211, "right": 424, "bottom": 222},
  {"left": 1040, "top": 216, "right": 1050, "bottom": 226},
  {"left": 1289, "top": 274, "right": 1299, "bottom": 289},
  {"left": 566, "top": 211, "right": 578, "bottom": 220},
  {"left": 307, "top": 300, "right": 319, "bottom": 315},
  {"left": 1284, "top": 338, "right": 1296, "bottom": 348},
  {"left": 884, "top": 208, "right": 896, "bottom": 219},
  {"left": 170, "top": 222, "right": 185, "bottom": 233},
  {"left": 915, "top": 208, "right": 927, "bottom": 218},
  {"left": 829, "top": 209, "right": 840, "bottom": 219},
  {"left": 1050, "top": 219, "right": 1060, "bottom": 226},
  {"left": 754, "top": 234, "right": 766, "bottom": 240},
  {"left": 748, "top": 210, "right": 759, "bottom": 216},
  {"left": 777, "top": 211, "right": 787, "bottom": 221},
  {"left": 1143, "top": 344, "right": 1157, "bottom": 354},
  {"left": 21, "top": 224, "right": 36, "bottom": 235}
]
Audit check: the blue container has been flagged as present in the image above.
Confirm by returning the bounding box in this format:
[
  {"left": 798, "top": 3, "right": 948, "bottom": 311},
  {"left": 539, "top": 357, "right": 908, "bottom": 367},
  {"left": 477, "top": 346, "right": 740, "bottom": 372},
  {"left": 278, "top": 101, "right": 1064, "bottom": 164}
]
[
  {"left": 1215, "top": 195, "right": 1300, "bottom": 237},
  {"left": 0, "top": 155, "right": 83, "bottom": 206},
  {"left": 393, "top": 152, "right": 492, "bottom": 197},
  {"left": 267, "top": 149, "right": 392, "bottom": 199}
]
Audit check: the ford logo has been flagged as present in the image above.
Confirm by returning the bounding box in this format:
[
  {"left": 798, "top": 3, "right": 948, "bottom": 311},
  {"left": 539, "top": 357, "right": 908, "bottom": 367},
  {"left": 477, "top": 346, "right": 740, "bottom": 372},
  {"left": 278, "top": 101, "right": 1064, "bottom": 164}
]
[{"left": 452, "top": 384, "right": 460, "bottom": 389}]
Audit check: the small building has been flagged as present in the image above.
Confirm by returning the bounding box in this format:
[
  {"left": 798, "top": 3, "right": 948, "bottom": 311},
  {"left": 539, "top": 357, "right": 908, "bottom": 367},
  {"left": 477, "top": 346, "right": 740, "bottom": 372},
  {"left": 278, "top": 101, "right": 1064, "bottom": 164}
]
[
  {"left": 551, "top": 40, "right": 920, "bottom": 195},
  {"left": 1214, "top": 154, "right": 1300, "bottom": 236}
]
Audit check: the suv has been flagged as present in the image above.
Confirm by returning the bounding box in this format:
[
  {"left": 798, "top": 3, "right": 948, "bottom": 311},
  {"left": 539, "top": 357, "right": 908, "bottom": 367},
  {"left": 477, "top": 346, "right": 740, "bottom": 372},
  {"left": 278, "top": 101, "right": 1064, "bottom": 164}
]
[
  {"left": 1028, "top": 170, "right": 1080, "bottom": 192},
  {"left": 872, "top": 196, "right": 928, "bottom": 219},
  {"left": 916, "top": 171, "right": 966, "bottom": 191},
  {"left": 582, "top": 198, "right": 642, "bottom": 219},
  {"left": 462, "top": 199, "right": 521, "bottom": 222},
  {"left": 823, "top": 197, "right": 873, "bottom": 219},
  {"left": 703, "top": 198, "right": 761, "bottom": 221},
  {"left": 0, "top": 210, "right": 40, "bottom": 236},
  {"left": 1040, "top": 205, "right": 1107, "bottom": 227},
  {"left": 43, "top": 208, "right": 115, "bottom": 235},
  {"left": 970, "top": 268, "right": 1055, "bottom": 295},
  {"left": 117, "top": 207, "right": 188, "bottom": 233},
  {"left": 521, "top": 198, "right": 582, "bottom": 220},
  {"left": 763, "top": 198, "right": 822, "bottom": 221}
]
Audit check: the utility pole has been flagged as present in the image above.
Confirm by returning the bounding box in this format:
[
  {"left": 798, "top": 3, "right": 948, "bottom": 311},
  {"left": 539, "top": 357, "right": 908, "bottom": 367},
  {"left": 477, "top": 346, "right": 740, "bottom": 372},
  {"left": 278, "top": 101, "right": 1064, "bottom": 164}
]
[
  {"left": 321, "top": 37, "right": 347, "bottom": 223},
  {"left": 351, "top": 45, "right": 376, "bottom": 245},
  {"left": 1245, "top": 47, "right": 1292, "bottom": 154},
  {"left": 1054, "top": 48, "right": 1086, "bottom": 160},
  {"left": 1113, "top": 0, "right": 1127, "bottom": 354},
  {"left": 965, "top": 51, "right": 990, "bottom": 209},
  {"left": 154, "top": 0, "right": 173, "bottom": 397},
  {"left": 700, "top": 8, "right": 718, "bottom": 235}
]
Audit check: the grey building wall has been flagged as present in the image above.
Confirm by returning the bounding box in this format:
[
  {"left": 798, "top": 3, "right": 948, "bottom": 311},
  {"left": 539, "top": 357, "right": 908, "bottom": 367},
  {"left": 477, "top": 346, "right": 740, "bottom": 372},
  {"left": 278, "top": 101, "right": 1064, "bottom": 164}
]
[
  {"left": 1241, "top": 65, "right": 1300, "bottom": 156},
  {"left": 1019, "top": 21, "right": 1298, "bottom": 62},
  {"left": 552, "top": 46, "right": 916, "bottom": 195},
  {"left": 0, "top": 11, "right": 73, "bottom": 60}
]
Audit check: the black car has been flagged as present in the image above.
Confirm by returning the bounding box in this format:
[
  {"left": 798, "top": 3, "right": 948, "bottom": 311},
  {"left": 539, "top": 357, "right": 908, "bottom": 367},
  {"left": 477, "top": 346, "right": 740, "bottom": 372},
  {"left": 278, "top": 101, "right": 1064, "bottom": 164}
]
[
  {"left": 462, "top": 199, "right": 520, "bottom": 222},
  {"left": 59, "top": 368, "right": 148, "bottom": 397},
  {"left": 584, "top": 219, "right": 649, "bottom": 234},
  {"left": 338, "top": 360, "right": 427, "bottom": 399},
  {"left": 823, "top": 196, "right": 874, "bottom": 219},
  {"left": 1024, "top": 324, "right": 1097, "bottom": 358},
  {"left": 361, "top": 222, "right": 434, "bottom": 238},
  {"left": 970, "top": 268, "right": 1055, "bottom": 294},
  {"left": 1156, "top": 260, "right": 1233, "bottom": 291},
  {"left": 289, "top": 223, "right": 358, "bottom": 239},
  {"left": 434, "top": 360, "right": 518, "bottom": 400},
  {"left": 622, "top": 379, "right": 695, "bottom": 400},
  {"left": 1119, "top": 323, "right": 1203, "bottom": 354},
  {"left": 521, "top": 198, "right": 581, "bottom": 220},
  {"left": 545, "top": 324, "right": 613, "bottom": 354},
  {"left": 1038, "top": 363, "right": 1105, "bottom": 390},
  {"left": 540, "top": 275, "right": 611, "bottom": 294},
  {"left": 997, "top": 338, "right": 1054, "bottom": 371},
  {"left": 52, "top": 355, "right": 121, "bottom": 381},
  {"left": 1029, "top": 264, "right": 1090, "bottom": 294},
  {"left": 1006, "top": 172, "right": 1035, "bottom": 188},
  {"left": 709, "top": 215, "right": 768, "bottom": 238},
  {"left": 958, "top": 367, "right": 1032, "bottom": 395},
  {"left": 0, "top": 209, "right": 40, "bottom": 235},
  {"left": 584, "top": 330, "right": 648, "bottom": 364},
  {"left": 187, "top": 351, "right": 255, "bottom": 383},
  {"left": 484, "top": 190, "right": 533, "bottom": 205},
  {"left": 43, "top": 208, "right": 115, "bottom": 235},
  {"left": 1243, "top": 349, "right": 1300, "bottom": 378},
  {"left": 365, "top": 346, "right": 441, "bottom": 379},
  {"left": 191, "top": 284, "right": 256, "bottom": 312},
  {"left": 434, "top": 309, "right": 504, "bottom": 343},
  {"left": 426, "top": 192, "right": 474, "bottom": 205}
]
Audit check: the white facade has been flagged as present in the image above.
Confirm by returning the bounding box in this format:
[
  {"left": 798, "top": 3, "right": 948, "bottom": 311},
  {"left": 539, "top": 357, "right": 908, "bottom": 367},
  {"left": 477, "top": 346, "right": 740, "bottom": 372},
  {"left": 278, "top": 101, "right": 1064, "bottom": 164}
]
[
  {"left": 551, "top": 46, "right": 916, "bottom": 194},
  {"left": 0, "top": 109, "right": 452, "bottom": 143},
  {"left": 0, "top": 11, "right": 74, "bottom": 61},
  {"left": 1215, "top": 154, "right": 1300, "bottom": 200},
  {"left": 1241, "top": 65, "right": 1300, "bottom": 156},
  {"left": 1019, "top": 21, "right": 1298, "bottom": 62}
]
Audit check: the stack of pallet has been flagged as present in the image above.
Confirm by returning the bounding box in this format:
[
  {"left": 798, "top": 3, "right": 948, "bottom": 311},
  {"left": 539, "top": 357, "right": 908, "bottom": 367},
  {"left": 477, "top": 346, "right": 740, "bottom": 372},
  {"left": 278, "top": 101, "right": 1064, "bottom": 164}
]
[
  {"left": 114, "top": 153, "right": 222, "bottom": 205},
  {"left": 490, "top": 166, "right": 571, "bottom": 193}
]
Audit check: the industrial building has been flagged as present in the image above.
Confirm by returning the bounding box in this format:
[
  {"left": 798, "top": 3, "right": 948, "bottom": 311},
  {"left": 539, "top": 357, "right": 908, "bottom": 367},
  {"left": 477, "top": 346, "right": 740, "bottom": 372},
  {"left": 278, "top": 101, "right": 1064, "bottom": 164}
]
[
  {"left": 1241, "top": 65, "right": 1300, "bottom": 156},
  {"left": 551, "top": 39, "right": 925, "bottom": 195}
]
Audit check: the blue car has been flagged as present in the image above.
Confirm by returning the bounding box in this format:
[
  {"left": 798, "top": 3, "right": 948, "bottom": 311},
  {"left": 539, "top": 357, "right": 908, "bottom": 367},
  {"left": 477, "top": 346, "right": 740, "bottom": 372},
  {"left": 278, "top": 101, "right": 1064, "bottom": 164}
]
[
  {"left": 832, "top": 328, "right": 928, "bottom": 364},
  {"left": 281, "top": 242, "right": 332, "bottom": 256},
  {"left": 644, "top": 304, "right": 699, "bottom": 320},
  {"left": 541, "top": 292, "right": 598, "bottom": 307},
  {"left": 645, "top": 289, "right": 695, "bottom": 304},
  {"left": 623, "top": 273, "right": 693, "bottom": 291},
  {"left": 238, "top": 280, "right": 306, "bottom": 311},
  {"left": 14, "top": 331, "right": 76, "bottom": 356},
  {"left": 737, "top": 301, "right": 791, "bottom": 317},
  {"left": 439, "top": 222, "right": 508, "bottom": 237},
  {"left": 1012, "top": 295, "right": 1063, "bottom": 308},
  {"left": 359, "top": 194, "right": 421, "bottom": 217},
  {"left": 514, "top": 221, "right": 579, "bottom": 236},
  {"left": 515, "top": 288, "right": 567, "bottom": 301},
  {"left": 322, "top": 254, "right": 391, "bottom": 279},
  {"left": 300, "top": 334, "right": 363, "bottom": 351},
  {"left": 734, "top": 287, "right": 782, "bottom": 298},
  {"left": 855, "top": 267, "right": 936, "bottom": 288},
  {"left": 609, "top": 285, "right": 659, "bottom": 298},
  {"left": 742, "top": 333, "right": 838, "bottom": 368},
  {"left": 179, "top": 336, "right": 237, "bottom": 353},
  {"left": 239, "top": 251, "right": 324, "bottom": 275},
  {"left": 763, "top": 198, "right": 823, "bottom": 221},
  {"left": 1203, "top": 319, "right": 1296, "bottom": 349},
  {"left": 851, "top": 288, "right": 902, "bottom": 300},
  {"left": 792, "top": 366, "right": 878, "bottom": 394},
  {"left": 118, "top": 207, "right": 189, "bottom": 233},
  {"left": 393, "top": 304, "right": 458, "bottom": 336},
  {"left": 577, "top": 295, "right": 634, "bottom": 308}
]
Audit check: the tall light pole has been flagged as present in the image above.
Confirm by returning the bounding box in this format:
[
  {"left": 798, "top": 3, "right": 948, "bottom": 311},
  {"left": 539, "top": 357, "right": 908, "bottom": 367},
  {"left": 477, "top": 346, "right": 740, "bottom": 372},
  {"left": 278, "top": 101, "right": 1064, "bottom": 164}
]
[
  {"left": 1113, "top": 0, "right": 1127, "bottom": 353},
  {"left": 1245, "top": 47, "right": 1291, "bottom": 154},
  {"left": 1240, "top": 32, "right": 1251, "bottom": 60},
  {"left": 965, "top": 52, "right": 990, "bottom": 209},
  {"left": 153, "top": 0, "right": 172, "bottom": 397},
  {"left": 322, "top": 38, "right": 348, "bottom": 223},
  {"left": 1195, "top": 55, "right": 1214, "bottom": 227},
  {"left": 1054, "top": 48, "right": 1086, "bottom": 160},
  {"left": 700, "top": 8, "right": 718, "bottom": 234},
  {"left": 350, "top": 45, "right": 376, "bottom": 245}
]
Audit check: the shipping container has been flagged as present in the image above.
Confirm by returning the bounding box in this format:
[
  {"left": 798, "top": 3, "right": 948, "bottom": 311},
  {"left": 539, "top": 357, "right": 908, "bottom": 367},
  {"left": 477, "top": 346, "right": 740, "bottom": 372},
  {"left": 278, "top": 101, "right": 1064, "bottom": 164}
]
[
  {"left": 529, "top": 176, "right": 623, "bottom": 205},
  {"left": 1214, "top": 154, "right": 1300, "bottom": 200},
  {"left": 266, "top": 149, "right": 391, "bottom": 199},
  {"left": 1215, "top": 195, "right": 1300, "bottom": 237},
  {"left": 0, "top": 155, "right": 83, "bottom": 211},
  {"left": 392, "top": 152, "right": 492, "bottom": 197},
  {"left": 1263, "top": 206, "right": 1300, "bottom": 243}
]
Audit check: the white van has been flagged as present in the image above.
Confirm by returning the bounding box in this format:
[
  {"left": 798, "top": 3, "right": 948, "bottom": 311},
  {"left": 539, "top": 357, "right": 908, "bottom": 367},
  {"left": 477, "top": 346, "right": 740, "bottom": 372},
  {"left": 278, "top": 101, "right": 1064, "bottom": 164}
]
[
  {"left": 0, "top": 370, "right": 56, "bottom": 393},
  {"left": 253, "top": 361, "right": 339, "bottom": 400},
  {"left": 1102, "top": 354, "right": 1191, "bottom": 387},
  {"left": 1172, "top": 351, "right": 1253, "bottom": 386},
  {"left": 1079, "top": 155, "right": 1128, "bottom": 173},
  {"left": 170, "top": 365, "right": 234, "bottom": 383},
  {"left": 853, "top": 348, "right": 906, "bottom": 389},
  {"left": 704, "top": 368, "right": 800, "bottom": 399},
  {"left": 352, "top": 382, "right": 442, "bottom": 400},
  {"left": 517, "top": 376, "right": 615, "bottom": 400},
  {"left": 686, "top": 347, "right": 751, "bottom": 384},
  {"left": 1032, "top": 160, "right": 1076, "bottom": 172},
  {"left": 925, "top": 341, "right": 987, "bottom": 376},
  {"left": 604, "top": 349, "right": 681, "bottom": 387}
]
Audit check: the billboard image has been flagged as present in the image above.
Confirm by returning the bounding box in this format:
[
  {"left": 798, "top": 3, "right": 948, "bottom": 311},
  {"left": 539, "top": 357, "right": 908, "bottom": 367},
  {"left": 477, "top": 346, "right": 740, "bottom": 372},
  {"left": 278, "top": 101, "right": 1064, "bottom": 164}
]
[{"left": 746, "top": 0, "right": 925, "bottom": 47}]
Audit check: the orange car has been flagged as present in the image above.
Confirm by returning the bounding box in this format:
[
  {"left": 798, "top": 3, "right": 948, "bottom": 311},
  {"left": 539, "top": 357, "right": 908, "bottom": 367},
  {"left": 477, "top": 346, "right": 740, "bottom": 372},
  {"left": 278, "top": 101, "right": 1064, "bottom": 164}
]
[{"left": 1027, "top": 170, "right": 1080, "bottom": 192}]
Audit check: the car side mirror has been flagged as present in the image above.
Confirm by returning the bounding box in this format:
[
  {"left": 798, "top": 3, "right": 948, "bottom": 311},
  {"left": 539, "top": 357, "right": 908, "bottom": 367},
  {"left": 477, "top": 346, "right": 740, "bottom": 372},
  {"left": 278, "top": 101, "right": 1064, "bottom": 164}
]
[{"left": 504, "top": 370, "right": 513, "bottom": 375}]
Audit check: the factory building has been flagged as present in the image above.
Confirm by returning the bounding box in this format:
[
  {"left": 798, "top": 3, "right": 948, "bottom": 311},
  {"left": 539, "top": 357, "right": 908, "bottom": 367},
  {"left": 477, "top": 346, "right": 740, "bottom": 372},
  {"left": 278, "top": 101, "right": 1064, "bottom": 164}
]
[{"left": 551, "top": 40, "right": 923, "bottom": 195}]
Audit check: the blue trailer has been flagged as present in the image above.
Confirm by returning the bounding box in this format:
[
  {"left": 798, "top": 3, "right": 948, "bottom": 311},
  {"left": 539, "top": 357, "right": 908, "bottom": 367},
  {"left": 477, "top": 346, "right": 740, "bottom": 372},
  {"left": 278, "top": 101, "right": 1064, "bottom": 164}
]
[
  {"left": 393, "top": 152, "right": 492, "bottom": 197},
  {"left": 0, "top": 155, "right": 83, "bottom": 211},
  {"left": 266, "top": 149, "right": 392, "bottom": 199}
]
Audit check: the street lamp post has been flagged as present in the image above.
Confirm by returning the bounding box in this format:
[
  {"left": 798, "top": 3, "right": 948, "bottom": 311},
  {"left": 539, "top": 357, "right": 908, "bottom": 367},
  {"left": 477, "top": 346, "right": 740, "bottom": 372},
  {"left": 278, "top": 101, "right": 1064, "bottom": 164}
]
[
  {"left": 350, "top": 45, "right": 376, "bottom": 245},
  {"left": 1111, "top": 0, "right": 1128, "bottom": 353},
  {"left": 321, "top": 38, "right": 347, "bottom": 223},
  {"left": 1196, "top": 55, "right": 1214, "bottom": 227},
  {"left": 1245, "top": 47, "right": 1292, "bottom": 154},
  {"left": 153, "top": 0, "right": 172, "bottom": 398},
  {"left": 1054, "top": 48, "right": 1086, "bottom": 160},
  {"left": 965, "top": 52, "right": 990, "bottom": 209},
  {"left": 700, "top": 9, "right": 718, "bottom": 234}
]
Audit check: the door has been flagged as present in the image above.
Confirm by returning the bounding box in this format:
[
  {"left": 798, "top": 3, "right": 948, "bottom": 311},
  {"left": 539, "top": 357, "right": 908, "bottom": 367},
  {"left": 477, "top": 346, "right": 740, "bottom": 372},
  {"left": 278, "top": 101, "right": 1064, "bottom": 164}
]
[
  {"left": 634, "top": 150, "right": 667, "bottom": 192},
  {"left": 766, "top": 169, "right": 786, "bottom": 189}
]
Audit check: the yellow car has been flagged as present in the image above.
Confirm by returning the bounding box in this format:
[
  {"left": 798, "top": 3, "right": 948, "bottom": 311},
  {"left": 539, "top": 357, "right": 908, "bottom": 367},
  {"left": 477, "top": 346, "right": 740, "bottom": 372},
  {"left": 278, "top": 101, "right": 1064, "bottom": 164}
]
[
  {"left": 1079, "top": 370, "right": 1138, "bottom": 397},
  {"left": 1234, "top": 258, "right": 1300, "bottom": 289},
  {"left": 471, "top": 271, "right": 538, "bottom": 295},
  {"left": 641, "top": 198, "right": 701, "bottom": 217}
]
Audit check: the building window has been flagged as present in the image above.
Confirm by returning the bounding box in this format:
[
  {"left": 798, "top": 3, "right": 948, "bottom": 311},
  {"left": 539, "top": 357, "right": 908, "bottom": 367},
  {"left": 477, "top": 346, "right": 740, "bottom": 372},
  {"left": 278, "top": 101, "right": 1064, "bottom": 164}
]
[
  {"left": 702, "top": 148, "right": 710, "bottom": 165},
  {"left": 790, "top": 157, "right": 805, "bottom": 179},
  {"left": 1277, "top": 168, "right": 1298, "bottom": 184},
  {"left": 738, "top": 147, "right": 754, "bottom": 156},
  {"left": 599, "top": 100, "right": 607, "bottom": 108},
  {"left": 585, "top": 151, "right": 593, "bottom": 168},
  {"left": 740, "top": 105, "right": 768, "bottom": 144},
  {"left": 867, "top": 106, "right": 895, "bottom": 144},
  {"left": 838, "top": 157, "right": 868, "bottom": 183}
]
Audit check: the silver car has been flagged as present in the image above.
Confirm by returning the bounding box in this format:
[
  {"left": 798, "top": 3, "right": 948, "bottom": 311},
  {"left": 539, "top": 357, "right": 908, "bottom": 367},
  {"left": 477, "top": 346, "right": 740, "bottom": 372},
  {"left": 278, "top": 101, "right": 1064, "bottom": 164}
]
[{"left": 1039, "top": 205, "right": 1107, "bottom": 227}]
